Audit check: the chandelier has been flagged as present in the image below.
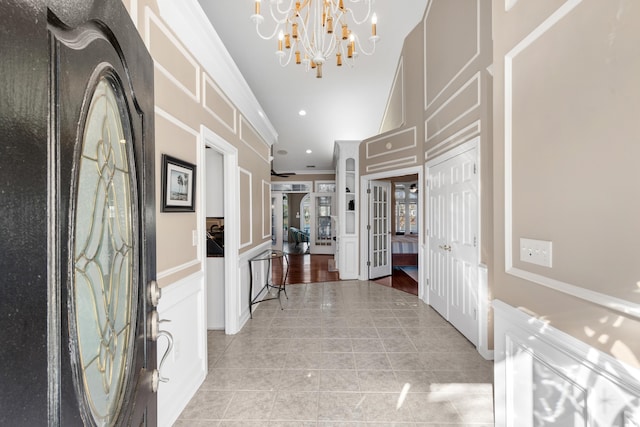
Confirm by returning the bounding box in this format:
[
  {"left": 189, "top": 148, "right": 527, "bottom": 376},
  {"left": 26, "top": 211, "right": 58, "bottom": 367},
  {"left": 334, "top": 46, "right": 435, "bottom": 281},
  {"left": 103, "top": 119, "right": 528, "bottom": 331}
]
[{"left": 251, "top": 0, "right": 379, "bottom": 78}]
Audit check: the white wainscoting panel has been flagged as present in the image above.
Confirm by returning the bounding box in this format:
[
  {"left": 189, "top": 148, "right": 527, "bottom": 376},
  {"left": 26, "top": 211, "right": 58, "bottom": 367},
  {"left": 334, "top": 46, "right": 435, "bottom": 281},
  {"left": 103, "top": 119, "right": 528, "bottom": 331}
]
[
  {"left": 494, "top": 300, "right": 640, "bottom": 427},
  {"left": 157, "top": 271, "right": 207, "bottom": 427}
]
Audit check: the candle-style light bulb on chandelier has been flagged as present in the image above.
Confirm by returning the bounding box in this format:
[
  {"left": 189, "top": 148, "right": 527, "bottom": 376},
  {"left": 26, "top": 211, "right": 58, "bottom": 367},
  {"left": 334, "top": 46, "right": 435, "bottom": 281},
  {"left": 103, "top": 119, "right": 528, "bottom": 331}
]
[{"left": 251, "top": 0, "right": 379, "bottom": 78}]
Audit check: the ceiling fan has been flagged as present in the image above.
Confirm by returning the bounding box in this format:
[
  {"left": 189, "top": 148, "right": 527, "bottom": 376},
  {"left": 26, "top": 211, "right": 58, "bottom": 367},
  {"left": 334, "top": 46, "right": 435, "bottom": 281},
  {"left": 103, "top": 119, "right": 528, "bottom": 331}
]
[{"left": 271, "top": 169, "right": 296, "bottom": 178}]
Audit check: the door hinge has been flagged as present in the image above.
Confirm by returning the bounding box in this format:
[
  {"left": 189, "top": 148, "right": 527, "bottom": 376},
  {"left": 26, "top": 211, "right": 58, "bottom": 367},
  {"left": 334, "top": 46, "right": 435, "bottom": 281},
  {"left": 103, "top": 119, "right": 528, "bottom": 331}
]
[
  {"left": 473, "top": 236, "right": 477, "bottom": 247},
  {"left": 367, "top": 188, "right": 371, "bottom": 194},
  {"left": 366, "top": 261, "right": 371, "bottom": 266},
  {"left": 474, "top": 308, "right": 478, "bottom": 320},
  {"left": 473, "top": 163, "right": 477, "bottom": 174},
  {"left": 366, "top": 224, "right": 371, "bottom": 230}
]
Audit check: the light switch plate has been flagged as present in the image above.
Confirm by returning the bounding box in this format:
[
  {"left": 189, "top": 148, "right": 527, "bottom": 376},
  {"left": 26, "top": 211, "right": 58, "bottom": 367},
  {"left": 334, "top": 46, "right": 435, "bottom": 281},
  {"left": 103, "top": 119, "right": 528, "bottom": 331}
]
[{"left": 520, "top": 238, "right": 552, "bottom": 267}]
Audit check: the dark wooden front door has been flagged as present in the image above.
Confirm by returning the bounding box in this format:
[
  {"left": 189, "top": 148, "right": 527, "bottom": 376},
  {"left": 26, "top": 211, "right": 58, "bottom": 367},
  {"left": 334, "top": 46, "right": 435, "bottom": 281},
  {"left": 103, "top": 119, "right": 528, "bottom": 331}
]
[{"left": 0, "top": 0, "right": 156, "bottom": 425}]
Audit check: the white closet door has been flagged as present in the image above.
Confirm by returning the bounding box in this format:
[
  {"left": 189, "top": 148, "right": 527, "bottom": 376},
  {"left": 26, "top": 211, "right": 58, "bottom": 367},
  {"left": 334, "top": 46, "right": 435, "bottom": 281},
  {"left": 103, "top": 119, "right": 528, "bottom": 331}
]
[{"left": 427, "top": 145, "right": 479, "bottom": 345}]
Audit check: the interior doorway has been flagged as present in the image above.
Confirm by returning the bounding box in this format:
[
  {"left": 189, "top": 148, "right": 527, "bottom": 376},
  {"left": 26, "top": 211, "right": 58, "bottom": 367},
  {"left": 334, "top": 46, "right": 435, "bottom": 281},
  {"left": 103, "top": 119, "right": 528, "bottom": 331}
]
[
  {"left": 205, "top": 148, "right": 225, "bottom": 329},
  {"left": 361, "top": 166, "right": 424, "bottom": 298},
  {"left": 366, "top": 175, "right": 421, "bottom": 296},
  {"left": 202, "top": 126, "right": 240, "bottom": 335}
]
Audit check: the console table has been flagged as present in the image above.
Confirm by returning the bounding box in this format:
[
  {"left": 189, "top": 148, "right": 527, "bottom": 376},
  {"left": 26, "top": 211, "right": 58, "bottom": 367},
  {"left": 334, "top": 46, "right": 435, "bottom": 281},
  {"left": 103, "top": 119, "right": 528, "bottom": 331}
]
[{"left": 248, "top": 249, "right": 289, "bottom": 318}]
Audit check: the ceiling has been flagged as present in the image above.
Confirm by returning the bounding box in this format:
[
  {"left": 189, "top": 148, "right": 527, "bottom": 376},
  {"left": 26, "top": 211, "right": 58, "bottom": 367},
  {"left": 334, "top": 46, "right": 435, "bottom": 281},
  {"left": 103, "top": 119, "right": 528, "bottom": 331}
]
[{"left": 198, "top": 0, "right": 428, "bottom": 174}]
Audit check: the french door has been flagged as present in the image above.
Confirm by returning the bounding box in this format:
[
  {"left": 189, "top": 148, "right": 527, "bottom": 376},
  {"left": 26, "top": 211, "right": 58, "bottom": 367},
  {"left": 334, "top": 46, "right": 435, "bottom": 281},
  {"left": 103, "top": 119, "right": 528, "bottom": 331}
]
[
  {"left": 368, "top": 180, "right": 392, "bottom": 279},
  {"left": 426, "top": 142, "right": 479, "bottom": 346},
  {"left": 309, "top": 193, "right": 335, "bottom": 254},
  {"left": 271, "top": 192, "right": 284, "bottom": 250}
]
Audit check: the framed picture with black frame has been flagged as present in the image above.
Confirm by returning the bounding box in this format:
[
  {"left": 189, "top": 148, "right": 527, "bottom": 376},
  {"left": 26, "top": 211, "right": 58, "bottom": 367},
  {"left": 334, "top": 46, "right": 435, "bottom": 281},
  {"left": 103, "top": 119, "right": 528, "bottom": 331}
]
[{"left": 161, "top": 154, "right": 196, "bottom": 212}]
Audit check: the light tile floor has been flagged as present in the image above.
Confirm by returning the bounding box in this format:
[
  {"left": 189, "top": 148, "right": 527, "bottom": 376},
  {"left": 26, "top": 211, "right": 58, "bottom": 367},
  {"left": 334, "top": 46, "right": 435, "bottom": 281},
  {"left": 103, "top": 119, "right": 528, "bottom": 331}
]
[{"left": 175, "top": 280, "right": 494, "bottom": 426}]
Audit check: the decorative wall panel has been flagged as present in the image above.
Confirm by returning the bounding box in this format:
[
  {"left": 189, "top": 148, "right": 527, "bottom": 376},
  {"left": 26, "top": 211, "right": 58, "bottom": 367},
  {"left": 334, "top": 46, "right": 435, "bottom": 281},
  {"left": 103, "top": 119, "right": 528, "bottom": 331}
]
[
  {"left": 366, "top": 127, "right": 416, "bottom": 159},
  {"left": 424, "top": 0, "right": 480, "bottom": 110},
  {"left": 494, "top": 300, "right": 640, "bottom": 427},
  {"left": 239, "top": 115, "right": 270, "bottom": 163},
  {"left": 379, "top": 58, "right": 405, "bottom": 133},
  {"left": 203, "top": 73, "right": 236, "bottom": 135},
  {"left": 425, "top": 73, "right": 480, "bottom": 143},
  {"left": 145, "top": 9, "right": 200, "bottom": 101},
  {"left": 239, "top": 168, "right": 253, "bottom": 248}
]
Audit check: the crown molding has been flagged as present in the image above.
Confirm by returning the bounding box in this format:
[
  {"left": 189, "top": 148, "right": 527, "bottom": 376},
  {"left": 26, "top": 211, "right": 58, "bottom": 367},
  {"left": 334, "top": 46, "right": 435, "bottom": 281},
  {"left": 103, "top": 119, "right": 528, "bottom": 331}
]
[{"left": 156, "top": 0, "right": 278, "bottom": 146}]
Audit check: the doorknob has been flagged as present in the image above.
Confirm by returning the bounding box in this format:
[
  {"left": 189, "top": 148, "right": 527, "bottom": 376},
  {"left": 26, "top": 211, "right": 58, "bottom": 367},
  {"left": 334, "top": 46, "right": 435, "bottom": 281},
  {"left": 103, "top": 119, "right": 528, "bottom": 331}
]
[
  {"left": 148, "top": 280, "right": 162, "bottom": 307},
  {"left": 438, "top": 244, "right": 451, "bottom": 251}
]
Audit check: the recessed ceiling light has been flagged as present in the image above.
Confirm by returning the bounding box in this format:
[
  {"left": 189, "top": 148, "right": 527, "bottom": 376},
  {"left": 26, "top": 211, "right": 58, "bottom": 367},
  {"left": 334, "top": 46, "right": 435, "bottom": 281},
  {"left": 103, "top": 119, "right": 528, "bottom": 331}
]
[
  {"left": 306, "top": 149, "right": 312, "bottom": 154},
  {"left": 298, "top": 110, "right": 307, "bottom": 116}
]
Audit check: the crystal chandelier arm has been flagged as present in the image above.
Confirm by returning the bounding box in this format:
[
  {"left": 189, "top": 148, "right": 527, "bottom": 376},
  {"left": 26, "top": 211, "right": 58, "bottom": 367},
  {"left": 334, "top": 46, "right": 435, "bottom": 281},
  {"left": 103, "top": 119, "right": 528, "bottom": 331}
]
[
  {"left": 293, "top": 4, "right": 314, "bottom": 57},
  {"left": 252, "top": 0, "right": 295, "bottom": 40},
  {"left": 352, "top": 33, "right": 377, "bottom": 56},
  {"left": 273, "top": 0, "right": 297, "bottom": 16},
  {"left": 254, "top": 20, "right": 284, "bottom": 41},
  {"left": 277, "top": 41, "right": 296, "bottom": 67},
  {"left": 343, "top": 0, "right": 373, "bottom": 25}
]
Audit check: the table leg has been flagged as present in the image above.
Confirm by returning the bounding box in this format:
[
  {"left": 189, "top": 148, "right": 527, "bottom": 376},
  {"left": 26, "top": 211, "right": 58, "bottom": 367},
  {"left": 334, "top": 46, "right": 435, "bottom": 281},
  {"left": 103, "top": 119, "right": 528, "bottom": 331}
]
[{"left": 249, "top": 259, "right": 254, "bottom": 319}]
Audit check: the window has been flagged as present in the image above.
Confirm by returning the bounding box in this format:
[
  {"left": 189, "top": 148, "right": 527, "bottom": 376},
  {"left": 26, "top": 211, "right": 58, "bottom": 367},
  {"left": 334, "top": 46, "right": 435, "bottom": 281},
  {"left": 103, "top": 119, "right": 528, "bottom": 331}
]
[
  {"left": 395, "top": 182, "right": 418, "bottom": 234},
  {"left": 271, "top": 182, "right": 313, "bottom": 192}
]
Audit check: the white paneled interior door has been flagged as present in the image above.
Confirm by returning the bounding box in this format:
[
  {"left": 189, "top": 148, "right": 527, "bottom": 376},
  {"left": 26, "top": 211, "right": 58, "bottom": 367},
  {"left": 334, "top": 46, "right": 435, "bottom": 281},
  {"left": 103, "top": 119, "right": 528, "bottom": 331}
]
[
  {"left": 368, "top": 180, "right": 392, "bottom": 279},
  {"left": 427, "top": 168, "right": 448, "bottom": 316},
  {"left": 427, "top": 142, "right": 479, "bottom": 346}
]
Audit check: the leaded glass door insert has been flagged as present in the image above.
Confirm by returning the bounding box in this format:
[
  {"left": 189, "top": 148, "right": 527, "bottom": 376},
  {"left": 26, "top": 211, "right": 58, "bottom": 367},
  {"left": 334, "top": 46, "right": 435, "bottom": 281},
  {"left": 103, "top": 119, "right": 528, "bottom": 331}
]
[{"left": 72, "top": 75, "right": 138, "bottom": 426}]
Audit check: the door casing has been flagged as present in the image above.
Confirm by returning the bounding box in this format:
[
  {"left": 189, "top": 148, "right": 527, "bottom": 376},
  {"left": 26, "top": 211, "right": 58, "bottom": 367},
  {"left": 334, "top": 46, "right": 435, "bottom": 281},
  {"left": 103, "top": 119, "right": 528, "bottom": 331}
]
[
  {"left": 360, "top": 166, "right": 424, "bottom": 298},
  {"left": 201, "top": 126, "right": 241, "bottom": 335}
]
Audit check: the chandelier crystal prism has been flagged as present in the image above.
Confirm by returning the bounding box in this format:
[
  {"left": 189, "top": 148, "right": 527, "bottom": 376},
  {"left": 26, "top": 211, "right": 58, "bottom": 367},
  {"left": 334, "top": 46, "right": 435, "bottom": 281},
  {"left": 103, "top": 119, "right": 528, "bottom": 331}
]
[{"left": 251, "top": 0, "right": 379, "bottom": 78}]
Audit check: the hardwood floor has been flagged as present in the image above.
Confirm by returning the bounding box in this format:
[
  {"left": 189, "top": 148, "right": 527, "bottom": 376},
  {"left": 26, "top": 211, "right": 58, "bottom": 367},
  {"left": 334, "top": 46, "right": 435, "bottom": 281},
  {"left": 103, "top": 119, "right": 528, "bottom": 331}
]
[
  {"left": 372, "top": 267, "right": 419, "bottom": 296},
  {"left": 282, "top": 240, "right": 309, "bottom": 255},
  {"left": 272, "top": 250, "right": 419, "bottom": 297},
  {"left": 272, "top": 254, "right": 340, "bottom": 285}
]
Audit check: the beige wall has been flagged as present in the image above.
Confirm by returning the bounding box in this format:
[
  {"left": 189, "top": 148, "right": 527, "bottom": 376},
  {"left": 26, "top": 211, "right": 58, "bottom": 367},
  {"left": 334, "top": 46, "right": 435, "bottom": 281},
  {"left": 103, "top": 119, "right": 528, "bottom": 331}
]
[
  {"left": 360, "top": 0, "right": 494, "bottom": 344},
  {"left": 493, "top": 0, "right": 640, "bottom": 367},
  {"left": 124, "top": 0, "right": 272, "bottom": 287},
  {"left": 359, "top": 23, "right": 424, "bottom": 176}
]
